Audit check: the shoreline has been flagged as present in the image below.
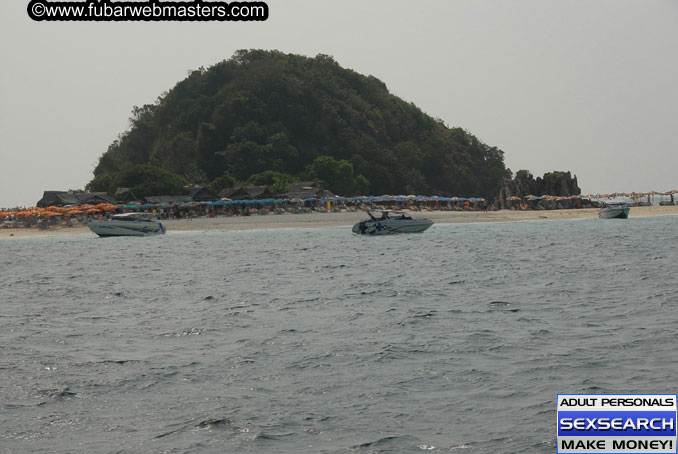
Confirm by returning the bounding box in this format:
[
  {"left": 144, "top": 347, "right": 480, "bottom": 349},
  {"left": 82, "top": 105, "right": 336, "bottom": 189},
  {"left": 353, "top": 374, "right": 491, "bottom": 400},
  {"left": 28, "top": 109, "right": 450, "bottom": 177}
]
[{"left": 1, "top": 205, "right": 677, "bottom": 238}]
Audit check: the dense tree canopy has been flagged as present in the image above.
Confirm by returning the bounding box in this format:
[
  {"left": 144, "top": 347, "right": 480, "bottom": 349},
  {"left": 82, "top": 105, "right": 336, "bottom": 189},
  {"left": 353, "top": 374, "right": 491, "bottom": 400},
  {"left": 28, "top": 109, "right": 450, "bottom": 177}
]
[
  {"left": 90, "top": 50, "right": 511, "bottom": 197},
  {"left": 246, "top": 170, "right": 296, "bottom": 194},
  {"left": 87, "top": 165, "right": 187, "bottom": 198}
]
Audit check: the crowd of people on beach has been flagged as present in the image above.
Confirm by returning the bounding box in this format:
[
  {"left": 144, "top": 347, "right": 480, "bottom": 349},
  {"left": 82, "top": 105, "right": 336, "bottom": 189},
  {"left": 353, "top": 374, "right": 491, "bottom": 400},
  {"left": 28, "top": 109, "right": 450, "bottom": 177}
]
[
  {"left": 2, "top": 191, "right": 675, "bottom": 231},
  {"left": 0, "top": 198, "right": 489, "bottom": 230}
]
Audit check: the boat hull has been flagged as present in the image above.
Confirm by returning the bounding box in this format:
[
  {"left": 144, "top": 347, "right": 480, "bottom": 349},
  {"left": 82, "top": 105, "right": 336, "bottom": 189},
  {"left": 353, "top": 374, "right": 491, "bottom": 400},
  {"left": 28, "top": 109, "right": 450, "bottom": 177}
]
[
  {"left": 352, "top": 218, "right": 433, "bottom": 235},
  {"left": 598, "top": 207, "right": 630, "bottom": 219},
  {"left": 87, "top": 220, "right": 166, "bottom": 237}
]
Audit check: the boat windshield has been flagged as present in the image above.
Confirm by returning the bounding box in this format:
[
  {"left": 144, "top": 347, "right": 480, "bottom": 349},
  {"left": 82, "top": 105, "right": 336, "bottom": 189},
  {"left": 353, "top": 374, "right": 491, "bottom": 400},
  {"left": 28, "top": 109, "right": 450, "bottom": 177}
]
[
  {"left": 112, "top": 212, "right": 156, "bottom": 221},
  {"left": 367, "top": 210, "right": 412, "bottom": 220}
]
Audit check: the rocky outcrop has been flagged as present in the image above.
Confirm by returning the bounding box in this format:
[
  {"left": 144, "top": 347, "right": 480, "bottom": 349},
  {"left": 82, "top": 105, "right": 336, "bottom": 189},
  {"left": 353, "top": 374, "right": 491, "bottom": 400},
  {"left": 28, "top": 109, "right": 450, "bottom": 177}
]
[
  {"left": 538, "top": 171, "right": 580, "bottom": 198},
  {"left": 493, "top": 170, "right": 581, "bottom": 210}
]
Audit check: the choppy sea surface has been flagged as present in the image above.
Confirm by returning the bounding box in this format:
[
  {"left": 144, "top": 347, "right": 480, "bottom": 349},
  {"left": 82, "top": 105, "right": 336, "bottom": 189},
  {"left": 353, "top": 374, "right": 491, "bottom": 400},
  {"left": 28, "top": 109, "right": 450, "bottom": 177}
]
[{"left": 1, "top": 215, "right": 677, "bottom": 453}]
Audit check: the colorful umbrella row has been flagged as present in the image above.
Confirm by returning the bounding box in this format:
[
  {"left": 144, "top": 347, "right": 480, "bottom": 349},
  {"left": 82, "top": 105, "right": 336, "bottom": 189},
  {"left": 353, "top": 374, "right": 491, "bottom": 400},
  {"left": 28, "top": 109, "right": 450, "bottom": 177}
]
[
  {"left": 583, "top": 191, "right": 678, "bottom": 199},
  {"left": 0, "top": 203, "right": 119, "bottom": 218},
  {"left": 523, "top": 195, "right": 584, "bottom": 201},
  {"left": 345, "top": 195, "right": 486, "bottom": 202},
  {"left": 209, "top": 199, "right": 288, "bottom": 206}
]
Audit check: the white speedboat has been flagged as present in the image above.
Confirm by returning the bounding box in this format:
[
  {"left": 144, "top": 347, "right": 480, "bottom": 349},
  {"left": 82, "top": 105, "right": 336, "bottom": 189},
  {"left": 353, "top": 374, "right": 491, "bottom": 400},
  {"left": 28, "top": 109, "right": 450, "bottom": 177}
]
[
  {"left": 87, "top": 212, "right": 166, "bottom": 237},
  {"left": 352, "top": 210, "right": 433, "bottom": 235},
  {"left": 599, "top": 203, "right": 630, "bottom": 219}
]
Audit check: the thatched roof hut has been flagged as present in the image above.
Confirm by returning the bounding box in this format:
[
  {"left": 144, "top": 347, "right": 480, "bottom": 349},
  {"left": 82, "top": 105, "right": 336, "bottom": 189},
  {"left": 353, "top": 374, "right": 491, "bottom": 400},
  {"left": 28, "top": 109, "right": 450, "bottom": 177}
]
[
  {"left": 37, "top": 191, "right": 117, "bottom": 207},
  {"left": 187, "top": 186, "right": 218, "bottom": 202}
]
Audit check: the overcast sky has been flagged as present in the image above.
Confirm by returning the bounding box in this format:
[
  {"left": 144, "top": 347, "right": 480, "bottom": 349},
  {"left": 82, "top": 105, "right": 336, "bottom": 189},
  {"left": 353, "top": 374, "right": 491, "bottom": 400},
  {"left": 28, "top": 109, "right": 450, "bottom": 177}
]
[{"left": 1, "top": 0, "right": 676, "bottom": 207}]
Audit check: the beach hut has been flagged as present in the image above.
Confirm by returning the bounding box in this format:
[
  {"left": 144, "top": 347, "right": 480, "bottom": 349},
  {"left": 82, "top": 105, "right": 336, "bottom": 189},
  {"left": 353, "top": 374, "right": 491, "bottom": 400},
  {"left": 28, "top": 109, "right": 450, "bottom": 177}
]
[
  {"left": 36, "top": 191, "right": 66, "bottom": 207},
  {"left": 36, "top": 191, "right": 117, "bottom": 207},
  {"left": 187, "top": 186, "right": 218, "bottom": 202},
  {"left": 218, "top": 186, "right": 275, "bottom": 200},
  {"left": 114, "top": 187, "right": 139, "bottom": 203},
  {"left": 278, "top": 181, "right": 332, "bottom": 199},
  {"left": 144, "top": 195, "right": 191, "bottom": 204}
]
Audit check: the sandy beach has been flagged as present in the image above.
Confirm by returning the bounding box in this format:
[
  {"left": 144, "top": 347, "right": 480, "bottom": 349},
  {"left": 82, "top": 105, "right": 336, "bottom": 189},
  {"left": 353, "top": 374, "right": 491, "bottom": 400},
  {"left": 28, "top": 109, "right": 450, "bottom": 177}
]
[{"left": 1, "top": 205, "right": 677, "bottom": 238}]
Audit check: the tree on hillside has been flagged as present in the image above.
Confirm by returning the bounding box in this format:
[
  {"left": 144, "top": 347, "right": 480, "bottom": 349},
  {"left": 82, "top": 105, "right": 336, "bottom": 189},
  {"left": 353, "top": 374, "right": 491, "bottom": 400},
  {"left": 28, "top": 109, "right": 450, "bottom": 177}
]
[
  {"left": 86, "top": 165, "right": 187, "bottom": 198},
  {"left": 207, "top": 173, "right": 237, "bottom": 195},
  {"left": 247, "top": 170, "right": 297, "bottom": 194},
  {"left": 306, "top": 156, "right": 369, "bottom": 196},
  {"left": 89, "top": 50, "right": 512, "bottom": 200}
]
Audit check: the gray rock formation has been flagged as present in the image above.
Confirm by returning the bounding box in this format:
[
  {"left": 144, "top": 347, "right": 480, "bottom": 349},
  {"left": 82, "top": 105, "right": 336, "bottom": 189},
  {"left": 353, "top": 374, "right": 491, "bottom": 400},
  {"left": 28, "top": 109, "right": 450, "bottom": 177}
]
[{"left": 494, "top": 170, "right": 581, "bottom": 210}]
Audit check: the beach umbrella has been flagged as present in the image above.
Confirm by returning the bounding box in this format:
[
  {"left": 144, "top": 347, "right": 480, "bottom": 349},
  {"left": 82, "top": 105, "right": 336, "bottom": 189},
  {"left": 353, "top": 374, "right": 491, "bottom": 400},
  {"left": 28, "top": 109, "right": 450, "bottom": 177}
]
[{"left": 97, "top": 203, "right": 118, "bottom": 212}]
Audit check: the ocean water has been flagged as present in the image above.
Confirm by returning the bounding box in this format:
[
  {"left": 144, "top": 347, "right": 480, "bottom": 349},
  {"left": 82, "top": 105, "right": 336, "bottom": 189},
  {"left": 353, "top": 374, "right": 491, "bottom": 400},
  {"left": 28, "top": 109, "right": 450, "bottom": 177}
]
[{"left": 1, "top": 215, "right": 677, "bottom": 453}]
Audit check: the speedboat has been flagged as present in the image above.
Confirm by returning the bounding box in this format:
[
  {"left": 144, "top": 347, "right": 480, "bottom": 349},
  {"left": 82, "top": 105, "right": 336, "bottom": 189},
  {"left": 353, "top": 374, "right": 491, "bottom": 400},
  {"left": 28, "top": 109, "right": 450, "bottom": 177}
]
[
  {"left": 87, "top": 212, "right": 166, "bottom": 237},
  {"left": 599, "top": 203, "right": 630, "bottom": 219},
  {"left": 352, "top": 210, "right": 433, "bottom": 235}
]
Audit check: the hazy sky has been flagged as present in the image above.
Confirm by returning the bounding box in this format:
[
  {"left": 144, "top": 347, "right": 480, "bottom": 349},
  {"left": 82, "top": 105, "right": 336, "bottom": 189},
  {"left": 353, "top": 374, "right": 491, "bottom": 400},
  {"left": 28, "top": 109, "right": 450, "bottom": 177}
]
[{"left": 1, "top": 0, "right": 676, "bottom": 207}]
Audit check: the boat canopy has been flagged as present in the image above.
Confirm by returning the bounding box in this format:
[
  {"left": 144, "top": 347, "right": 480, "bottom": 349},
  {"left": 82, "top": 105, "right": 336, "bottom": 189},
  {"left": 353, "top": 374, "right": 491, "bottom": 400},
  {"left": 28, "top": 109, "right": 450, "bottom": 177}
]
[
  {"left": 367, "top": 210, "right": 413, "bottom": 220},
  {"left": 112, "top": 212, "right": 157, "bottom": 221}
]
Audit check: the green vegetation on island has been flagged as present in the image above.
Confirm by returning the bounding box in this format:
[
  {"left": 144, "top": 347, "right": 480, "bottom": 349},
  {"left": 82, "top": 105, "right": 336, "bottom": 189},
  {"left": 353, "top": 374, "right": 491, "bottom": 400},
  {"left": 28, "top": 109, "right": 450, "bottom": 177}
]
[{"left": 87, "top": 50, "right": 511, "bottom": 199}]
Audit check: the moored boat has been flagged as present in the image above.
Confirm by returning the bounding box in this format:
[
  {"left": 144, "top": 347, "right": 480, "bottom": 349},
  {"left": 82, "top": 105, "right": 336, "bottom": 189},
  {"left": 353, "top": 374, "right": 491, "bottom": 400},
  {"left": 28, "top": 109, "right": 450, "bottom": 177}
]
[
  {"left": 87, "top": 212, "right": 166, "bottom": 237},
  {"left": 352, "top": 210, "right": 433, "bottom": 235},
  {"left": 599, "top": 203, "right": 630, "bottom": 219}
]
